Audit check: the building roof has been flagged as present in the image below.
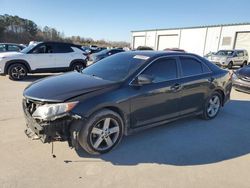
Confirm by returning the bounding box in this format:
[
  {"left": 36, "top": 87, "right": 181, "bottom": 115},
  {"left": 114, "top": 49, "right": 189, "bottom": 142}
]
[{"left": 131, "top": 23, "right": 250, "bottom": 33}]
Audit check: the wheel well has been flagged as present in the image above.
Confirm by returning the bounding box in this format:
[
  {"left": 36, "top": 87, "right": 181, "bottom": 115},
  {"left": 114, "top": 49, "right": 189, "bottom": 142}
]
[
  {"left": 91, "top": 106, "right": 128, "bottom": 135},
  {"left": 5, "top": 61, "right": 30, "bottom": 74},
  {"left": 70, "top": 59, "right": 87, "bottom": 68},
  {"left": 214, "top": 89, "right": 225, "bottom": 106}
]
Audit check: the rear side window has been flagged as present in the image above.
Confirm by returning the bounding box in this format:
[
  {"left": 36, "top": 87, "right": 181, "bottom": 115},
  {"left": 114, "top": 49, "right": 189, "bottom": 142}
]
[
  {"left": 237, "top": 51, "right": 244, "bottom": 57},
  {"left": 7, "top": 45, "right": 21, "bottom": 51},
  {"left": 180, "top": 57, "right": 206, "bottom": 77},
  {"left": 142, "top": 58, "right": 178, "bottom": 83},
  {"left": 55, "top": 44, "right": 74, "bottom": 53},
  {"left": 0, "top": 44, "right": 6, "bottom": 52}
]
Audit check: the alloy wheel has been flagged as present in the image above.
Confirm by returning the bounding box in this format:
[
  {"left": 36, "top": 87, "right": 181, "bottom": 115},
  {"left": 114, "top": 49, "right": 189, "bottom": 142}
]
[
  {"left": 73, "top": 64, "right": 85, "bottom": 72},
  {"left": 89, "top": 117, "right": 120, "bottom": 151},
  {"left": 207, "top": 95, "right": 221, "bottom": 117},
  {"left": 11, "top": 66, "right": 26, "bottom": 80}
]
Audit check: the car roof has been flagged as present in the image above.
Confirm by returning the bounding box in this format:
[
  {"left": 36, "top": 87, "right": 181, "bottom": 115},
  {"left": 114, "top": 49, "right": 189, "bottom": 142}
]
[
  {"left": 122, "top": 50, "right": 191, "bottom": 58},
  {"left": 0, "top": 43, "right": 23, "bottom": 46}
]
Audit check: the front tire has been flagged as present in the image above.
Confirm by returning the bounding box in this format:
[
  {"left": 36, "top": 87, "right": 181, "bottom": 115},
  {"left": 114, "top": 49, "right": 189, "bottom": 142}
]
[
  {"left": 78, "top": 109, "right": 124, "bottom": 155},
  {"left": 8, "top": 63, "right": 28, "bottom": 81},
  {"left": 241, "top": 61, "right": 247, "bottom": 67},
  {"left": 202, "top": 92, "right": 222, "bottom": 120}
]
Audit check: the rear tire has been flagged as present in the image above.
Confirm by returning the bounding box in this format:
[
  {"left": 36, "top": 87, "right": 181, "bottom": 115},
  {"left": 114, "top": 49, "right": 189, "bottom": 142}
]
[
  {"left": 228, "top": 61, "right": 233, "bottom": 69},
  {"left": 8, "top": 63, "right": 28, "bottom": 81},
  {"left": 202, "top": 92, "right": 222, "bottom": 120},
  {"left": 241, "top": 61, "right": 247, "bottom": 67},
  {"left": 71, "top": 62, "right": 86, "bottom": 72},
  {"left": 77, "top": 109, "right": 124, "bottom": 155}
]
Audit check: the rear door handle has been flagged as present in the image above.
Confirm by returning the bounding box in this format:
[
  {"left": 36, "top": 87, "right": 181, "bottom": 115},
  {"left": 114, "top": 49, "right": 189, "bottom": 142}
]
[{"left": 170, "top": 83, "right": 182, "bottom": 92}]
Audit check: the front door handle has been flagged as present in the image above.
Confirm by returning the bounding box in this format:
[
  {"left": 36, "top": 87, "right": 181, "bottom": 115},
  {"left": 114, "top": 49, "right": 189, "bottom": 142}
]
[{"left": 170, "top": 83, "right": 182, "bottom": 92}]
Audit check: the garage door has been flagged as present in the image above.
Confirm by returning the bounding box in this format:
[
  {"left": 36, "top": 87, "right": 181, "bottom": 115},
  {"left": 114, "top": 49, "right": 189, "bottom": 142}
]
[
  {"left": 157, "top": 35, "right": 179, "bottom": 50},
  {"left": 133, "top": 36, "right": 145, "bottom": 49},
  {"left": 235, "top": 32, "right": 250, "bottom": 56}
]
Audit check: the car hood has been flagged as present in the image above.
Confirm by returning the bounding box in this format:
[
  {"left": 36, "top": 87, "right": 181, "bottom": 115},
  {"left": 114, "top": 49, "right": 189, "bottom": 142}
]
[
  {"left": 0, "top": 51, "right": 23, "bottom": 58},
  {"left": 24, "top": 72, "right": 115, "bottom": 102},
  {"left": 237, "top": 65, "right": 250, "bottom": 77}
]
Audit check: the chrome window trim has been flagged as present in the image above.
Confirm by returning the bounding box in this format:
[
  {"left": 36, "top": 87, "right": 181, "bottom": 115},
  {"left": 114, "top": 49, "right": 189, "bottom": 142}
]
[
  {"left": 129, "top": 55, "right": 179, "bottom": 85},
  {"left": 129, "top": 54, "right": 212, "bottom": 86}
]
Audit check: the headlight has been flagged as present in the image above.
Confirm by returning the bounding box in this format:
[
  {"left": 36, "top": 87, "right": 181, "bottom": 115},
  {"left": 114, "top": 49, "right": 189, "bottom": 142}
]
[{"left": 32, "top": 101, "right": 78, "bottom": 120}]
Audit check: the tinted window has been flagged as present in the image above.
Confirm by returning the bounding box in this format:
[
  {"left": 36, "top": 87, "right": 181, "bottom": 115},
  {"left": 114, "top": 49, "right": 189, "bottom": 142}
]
[
  {"left": 237, "top": 51, "right": 244, "bottom": 57},
  {"left": 180, "top": 57, "right": 204, "bottom": 76},
  {"left": 0, "top": 44, "right": 6, "bottom": 52},
  {"left": 82, "top": 53, "right": 149, "bottom": 81},
  {"left": 32, "top": 44, "right": 55, "bottom": 54},
  {"left": 7, "top": 45, "right": 21, "bottom": 52},
  {"left": 55, "top": 44, "right": 73, "bottom": 53},
  {"left": 142, "top": 58, "right": 178, "bottom": 83},
  {"left": 216, "top": 50, "right": 234, "bottom": 56}
]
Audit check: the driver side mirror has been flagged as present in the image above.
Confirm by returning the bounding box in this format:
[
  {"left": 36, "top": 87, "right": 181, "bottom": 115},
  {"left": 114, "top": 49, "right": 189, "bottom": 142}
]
[{"left": 132, "top": 74, "right": 154, "bottom": 86}]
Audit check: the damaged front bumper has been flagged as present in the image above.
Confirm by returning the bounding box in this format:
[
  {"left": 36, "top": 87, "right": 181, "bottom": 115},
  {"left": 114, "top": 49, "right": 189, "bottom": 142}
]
[{"left": 22, "top": 99, "right": 83, "bottom": 145}]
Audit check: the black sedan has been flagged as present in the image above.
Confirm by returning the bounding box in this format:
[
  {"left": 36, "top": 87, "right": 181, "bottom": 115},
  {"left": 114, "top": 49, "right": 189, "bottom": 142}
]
[
  {"left": 232, "top": 65, "right": 250, "bottom": 93},
  {"left": 88, "top": 48, "right": 124, "bottom": 64},
  {"left": 23, "top": 51, "right": 232, "bottom": 155}
]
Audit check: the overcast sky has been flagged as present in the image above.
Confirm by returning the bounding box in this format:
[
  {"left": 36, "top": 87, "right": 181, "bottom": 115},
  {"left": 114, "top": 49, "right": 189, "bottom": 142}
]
[{"left": 1, "top": 0, "right": 250, "bottom": 42}]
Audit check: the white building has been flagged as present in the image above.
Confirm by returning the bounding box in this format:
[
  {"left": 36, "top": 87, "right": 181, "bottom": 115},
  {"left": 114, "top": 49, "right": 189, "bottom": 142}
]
[{"left": 131, "top": 23, "right": 250, "bottom": 56}]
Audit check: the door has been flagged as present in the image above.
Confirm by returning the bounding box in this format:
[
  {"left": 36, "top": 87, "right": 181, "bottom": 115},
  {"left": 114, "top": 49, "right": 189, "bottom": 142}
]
[
  {"left": 133, "top": 36, "right": 145, "bottom": 49},
  {"left": 157, "top": 35, "right": 179, "bottom": 50},
  {"left": 235, "top": 32, "right": 250, "bottom": 59},
  {"left": 27, "top": 43, "right": 57, "bottom": 70},
  {"left": 235, "top": 51, "right": 244, "bottom": 65},
  {"left": 54, "top": 44, "right": 74, "bottom": 68},
  {"left": 130, "top": 57, "right": 181, "bottom": 128},
  {"left": 178, "top": 56, "right": 212, "bottom": 115}
]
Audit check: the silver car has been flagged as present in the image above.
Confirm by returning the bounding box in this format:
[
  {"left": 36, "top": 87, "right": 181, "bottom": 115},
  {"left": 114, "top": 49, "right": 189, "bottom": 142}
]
[{"left": 210, "top": 50, "right": 249, "bottom": 69}]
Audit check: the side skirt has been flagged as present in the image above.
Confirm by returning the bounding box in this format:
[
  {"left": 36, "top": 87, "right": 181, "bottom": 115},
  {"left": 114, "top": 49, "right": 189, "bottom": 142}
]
[{"left": 126, "top": 111, "right": 202, "bottom": 136}]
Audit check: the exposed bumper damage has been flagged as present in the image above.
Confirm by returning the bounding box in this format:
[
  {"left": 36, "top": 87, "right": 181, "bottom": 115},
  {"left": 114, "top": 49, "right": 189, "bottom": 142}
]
[{"left": 22, "top": 98, "right": 83, "bottom": 147}]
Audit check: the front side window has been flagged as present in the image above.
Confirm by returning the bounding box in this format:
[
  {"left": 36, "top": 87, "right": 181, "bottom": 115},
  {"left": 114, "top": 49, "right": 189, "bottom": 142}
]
[
  {"left": 216, "top": 50, "right": 234, "bottom": 56},
  {"left": 142, "top": 58, "right": 178, "bottom": 83},
  {"left": 180, "top": 57, "right": 204, "bottom": 77},
  {"left": 32, "top": 44, "right": 55, "bottom": 54}
]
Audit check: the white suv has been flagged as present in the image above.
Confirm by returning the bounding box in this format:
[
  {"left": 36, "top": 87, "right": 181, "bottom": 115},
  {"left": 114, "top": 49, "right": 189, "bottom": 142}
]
[{"left": 0, "top": 42, "right": 87, "bottom": 80}]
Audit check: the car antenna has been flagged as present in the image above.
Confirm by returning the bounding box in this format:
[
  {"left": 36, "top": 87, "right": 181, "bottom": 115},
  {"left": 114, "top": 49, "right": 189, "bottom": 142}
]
[{"left": 51, "top": 141, "right": 56, "bottom": 158}]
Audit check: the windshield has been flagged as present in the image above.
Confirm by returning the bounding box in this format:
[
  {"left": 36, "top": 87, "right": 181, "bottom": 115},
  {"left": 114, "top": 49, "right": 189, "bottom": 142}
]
[
  {"left": 216, "top": 50, "right": 234, "bottom": 56},
  {"left": 20, "top": 44, "right": 36, "bottom": 53},
  {"left": 82, "top": 53, "right": 150, "bottom": 81}
]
